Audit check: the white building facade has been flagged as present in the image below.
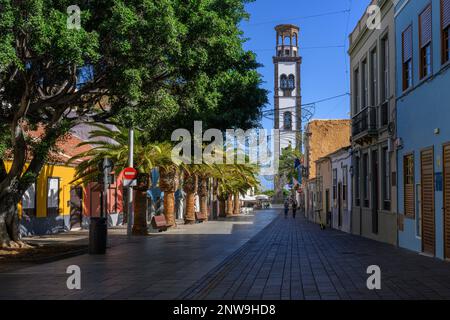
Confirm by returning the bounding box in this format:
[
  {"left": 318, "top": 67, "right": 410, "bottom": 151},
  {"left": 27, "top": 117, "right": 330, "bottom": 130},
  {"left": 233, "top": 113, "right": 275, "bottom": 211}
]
[{"left": 330, "top": 146, "right": 352, "bottom": 233}]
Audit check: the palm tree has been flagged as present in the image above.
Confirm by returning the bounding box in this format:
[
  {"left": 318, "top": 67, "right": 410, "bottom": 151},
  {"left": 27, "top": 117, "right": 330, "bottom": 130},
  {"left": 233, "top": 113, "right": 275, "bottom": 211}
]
[
  {"left": 183, "top": 169, "right": 197, "bottom": 224},
  {"left": 212, "top": 163, "right": 259, "bottom": 218},
  {"left": 68, "top": 124, "right": 160, "bottom": 235},
  {"left": 152, "top": 142, "right": 181, "bottom": 228},
  {"left": 197, "top": 174, "right": 209, "bottom": 221}
]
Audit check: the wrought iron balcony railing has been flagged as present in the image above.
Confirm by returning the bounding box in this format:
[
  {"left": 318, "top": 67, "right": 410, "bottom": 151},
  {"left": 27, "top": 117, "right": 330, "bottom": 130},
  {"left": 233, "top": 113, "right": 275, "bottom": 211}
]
[{"left": 352, "top": 106, "right": 377, "bottom": 137}]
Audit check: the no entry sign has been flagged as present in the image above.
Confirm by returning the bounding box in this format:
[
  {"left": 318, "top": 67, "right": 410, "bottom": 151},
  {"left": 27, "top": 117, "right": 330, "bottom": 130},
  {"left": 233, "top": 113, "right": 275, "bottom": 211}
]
[
  {"left": 123, "top": 167, "right": 138, "bottom": 187},
  {"left": 123, "top": 167, "right": 138, "bottom": 179}
]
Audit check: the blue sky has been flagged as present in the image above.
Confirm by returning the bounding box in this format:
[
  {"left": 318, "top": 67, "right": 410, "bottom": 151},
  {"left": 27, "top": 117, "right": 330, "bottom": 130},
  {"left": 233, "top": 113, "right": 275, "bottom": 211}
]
[{"left": 240, "top": 0, "right": 371, "bottom": 131}]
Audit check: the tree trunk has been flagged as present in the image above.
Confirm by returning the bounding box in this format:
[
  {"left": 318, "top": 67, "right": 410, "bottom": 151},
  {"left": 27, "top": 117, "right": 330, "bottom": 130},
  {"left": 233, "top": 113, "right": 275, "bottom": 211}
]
[
  {"left": 198, "top": 176, "right": 208, "bottom": 221},
  {"left": 159, "top": 168, "right": 178, "bottom": 228},
  {"left": 183, "top": 172, "right": 197, "bottom": 225},
  {"left": 132, "top": 189, "right": 148, "bottom": 235},
  {"left": 219, "top": 199, "right": 226, "bottom": 218},
  {"left": 163, "top": 191, "right": 176, "bottom": 227},
  {"left": 0, "top": 193, "right": 24, "bottom": 248},
  {"left": 233, "top": 193, "right": 240, "bottom": 215},
  {"left": 226, "top": 194, "right": 234, "bottom": 217}
]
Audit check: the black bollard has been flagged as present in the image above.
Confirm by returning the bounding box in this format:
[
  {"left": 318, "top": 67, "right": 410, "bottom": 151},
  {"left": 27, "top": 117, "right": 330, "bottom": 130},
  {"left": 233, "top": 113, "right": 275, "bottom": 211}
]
[{"left": 89, "top": 217, "right": 107, "bottom": 254}]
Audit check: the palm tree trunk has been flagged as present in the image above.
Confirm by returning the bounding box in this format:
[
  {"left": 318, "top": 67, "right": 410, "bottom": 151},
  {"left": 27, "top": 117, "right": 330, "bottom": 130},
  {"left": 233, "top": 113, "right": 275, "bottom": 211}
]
[
  {"left": 233, "top": 193, "right": 240, "bottom": 215},
  {"left": 226, "top": 194, "right": 234, "bottom": 217},
  {"left": 198, "top": 176, "right": 208, "bottom": 221},
  {"left": 200, "top": 196, "right": 208, "bottom": 221},
  {"left": 183, "top": 172, "right": 197, "bottom": 225},
  {"left": 132, "top": 190, "right": 148, "bottom": 235},
  {"left": 218, "top": 198, "right": 226, "bottom": 218},
  {"left": 184, "top": 192, "right": 196, "bottom": 224},
  {"left": 159, "top": 168, "right": 178, "bottom": 228},
  {"left": 163, "top": 191, "right": 176, "bottom": 226}
]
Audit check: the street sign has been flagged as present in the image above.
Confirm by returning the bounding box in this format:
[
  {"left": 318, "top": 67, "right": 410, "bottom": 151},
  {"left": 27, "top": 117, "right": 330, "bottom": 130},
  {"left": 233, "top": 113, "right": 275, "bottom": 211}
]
[
  {"left": 123, "top": 167, "right": 138, "bottom": 187},
  {"left": 98, "top": 158, "right": 114, "bottom": 173},
  {"left": 123, "top": 167, "right": 138, "bottom": 180}
]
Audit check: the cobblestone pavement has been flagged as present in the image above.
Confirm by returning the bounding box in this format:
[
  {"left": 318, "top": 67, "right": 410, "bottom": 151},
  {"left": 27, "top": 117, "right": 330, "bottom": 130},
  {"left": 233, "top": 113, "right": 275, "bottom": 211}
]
[
  {"left": 180, "top": 213, "right": 450, "bottom": 300},
  {"left": 0, "top": 210, "right": 277, "bottom": 300},
  {"left": 1, "top": 209, "right": 450, "bottom": 300}
]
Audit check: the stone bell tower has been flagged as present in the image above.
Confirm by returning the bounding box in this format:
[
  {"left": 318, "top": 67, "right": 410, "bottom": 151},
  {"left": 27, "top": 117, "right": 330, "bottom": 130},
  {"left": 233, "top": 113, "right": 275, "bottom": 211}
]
[
  {"left": 273, "top": 24, "right": 302, "bottom": 202},
  {"left": 273, "top": 24, "right": 302, "bottom": 152}
]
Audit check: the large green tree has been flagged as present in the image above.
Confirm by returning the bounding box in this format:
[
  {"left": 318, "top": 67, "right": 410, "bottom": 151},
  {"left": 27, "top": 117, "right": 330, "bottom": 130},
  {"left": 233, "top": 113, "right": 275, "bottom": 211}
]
[{"left": 0, "top": 0, "right": 266, "bottom": 247}]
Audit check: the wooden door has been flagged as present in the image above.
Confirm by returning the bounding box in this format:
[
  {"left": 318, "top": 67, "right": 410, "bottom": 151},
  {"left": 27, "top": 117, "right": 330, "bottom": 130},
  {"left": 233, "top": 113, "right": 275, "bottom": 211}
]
[
  {"left": 70, "top": 187, "right": 82, "bottom": 229},
  {"left": 443, "top": 144, "right": 450, "bottom": 259},
  {"left": 421, "top": 147, "right": 435, "bottom": 255}
]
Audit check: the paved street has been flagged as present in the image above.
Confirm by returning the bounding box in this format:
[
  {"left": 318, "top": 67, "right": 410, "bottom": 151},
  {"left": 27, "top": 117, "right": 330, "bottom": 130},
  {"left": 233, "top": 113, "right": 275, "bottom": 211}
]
[{"left": 1, "top": 209, "right": 450, "bottom": 300}]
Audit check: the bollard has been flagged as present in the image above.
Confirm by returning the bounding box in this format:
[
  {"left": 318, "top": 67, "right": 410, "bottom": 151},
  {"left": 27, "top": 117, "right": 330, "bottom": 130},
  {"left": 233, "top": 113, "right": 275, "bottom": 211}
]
[{"left": 89, "top": 217, "right": 107, "bottom": 254}]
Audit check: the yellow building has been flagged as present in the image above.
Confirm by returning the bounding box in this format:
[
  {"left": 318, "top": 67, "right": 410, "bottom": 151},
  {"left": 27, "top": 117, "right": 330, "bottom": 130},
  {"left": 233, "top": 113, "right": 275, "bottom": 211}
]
[{"left": 3, "top": 132, "right": 90, "bottom": 235}]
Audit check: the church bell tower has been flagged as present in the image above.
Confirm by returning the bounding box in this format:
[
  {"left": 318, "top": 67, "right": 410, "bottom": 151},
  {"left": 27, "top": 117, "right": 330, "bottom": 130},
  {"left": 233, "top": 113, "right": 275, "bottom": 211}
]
[{"left": 273, "top": 24, "right": 302, "bottom": 152}]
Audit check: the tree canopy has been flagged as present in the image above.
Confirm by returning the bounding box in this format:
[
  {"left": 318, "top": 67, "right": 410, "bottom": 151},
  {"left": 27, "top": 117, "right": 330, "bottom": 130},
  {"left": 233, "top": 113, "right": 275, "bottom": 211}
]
[{"left": 0, "top": 0, "right": 267, "bottom": 246}]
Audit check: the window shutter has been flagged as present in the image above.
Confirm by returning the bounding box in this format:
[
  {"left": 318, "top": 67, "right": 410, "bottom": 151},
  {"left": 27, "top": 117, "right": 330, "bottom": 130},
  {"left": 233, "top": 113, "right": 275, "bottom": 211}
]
[
  {"left": 420, "top": 5, "right": 432, "bottom": 47},
  {"left": 402, "top": 25, "right": 413, "bottom": 63},
  {"left": 443, "top": 0, "right": 450, "bottom": 29}
]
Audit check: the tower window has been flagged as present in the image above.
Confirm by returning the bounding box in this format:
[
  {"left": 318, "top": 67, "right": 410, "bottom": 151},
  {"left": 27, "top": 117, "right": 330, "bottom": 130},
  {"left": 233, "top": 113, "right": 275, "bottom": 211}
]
[
  {"left": 288, "top": 74, "right": 295, "bottom": 89},
  {"left": 283, "top": 112, "right": 293, "bottom": 130},
  {"left": 280, "top": 74, "right": 288, "bottom": 89}
]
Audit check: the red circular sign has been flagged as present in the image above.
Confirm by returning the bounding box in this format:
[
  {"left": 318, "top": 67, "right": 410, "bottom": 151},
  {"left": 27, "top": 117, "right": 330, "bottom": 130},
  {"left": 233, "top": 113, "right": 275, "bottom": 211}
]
[{"left": 123, "top": 167, "right": 138, "bottom": 180}]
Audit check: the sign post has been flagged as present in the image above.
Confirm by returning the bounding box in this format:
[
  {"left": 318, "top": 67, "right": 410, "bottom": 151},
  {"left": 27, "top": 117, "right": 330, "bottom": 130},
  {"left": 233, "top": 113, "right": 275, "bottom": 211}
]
[{"left": 89, "top": 157, "right": 114, "bottom": 255}]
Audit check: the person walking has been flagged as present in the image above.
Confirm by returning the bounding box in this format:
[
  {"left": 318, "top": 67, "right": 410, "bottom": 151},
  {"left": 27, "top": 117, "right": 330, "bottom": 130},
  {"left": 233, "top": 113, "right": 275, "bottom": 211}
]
[
  {"left": 284, "top": 198, "right": 290, "bottom": 218},
  {"left": 291, "top": 198, "right": 298, "bottom": 219}
]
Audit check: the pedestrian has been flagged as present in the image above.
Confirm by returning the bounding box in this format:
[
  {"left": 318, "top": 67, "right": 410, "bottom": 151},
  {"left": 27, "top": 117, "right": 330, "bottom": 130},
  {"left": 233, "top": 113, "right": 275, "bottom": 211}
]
[
  {"left": 284, "top": 198, "right": 289, "bottom": 218},
  {"left": 292, "top": 198, "right": 298, "bottom": 219}
]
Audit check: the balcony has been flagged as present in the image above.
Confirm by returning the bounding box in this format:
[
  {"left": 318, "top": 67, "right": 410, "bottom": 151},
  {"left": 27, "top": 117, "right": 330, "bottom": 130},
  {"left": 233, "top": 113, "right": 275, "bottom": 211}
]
[{"left": 352, "top": 106, "right": 378, "bottom": 144}]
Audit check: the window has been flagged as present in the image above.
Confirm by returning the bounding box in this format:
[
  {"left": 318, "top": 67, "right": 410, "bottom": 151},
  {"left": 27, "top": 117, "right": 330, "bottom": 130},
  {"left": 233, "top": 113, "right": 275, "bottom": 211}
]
[
  {"left": 288, "top": 74, "right": 295, "bottom": 89},
  {"left": 381, "top": 36, "right": 389, "bottom": 101},
  {"left": 420, "top": 5, "right": 432, "bottom": 78},
  {"left": 404, "top": 154, "right": 415, "bottom": 218},
  {"left": 353, "top": 68, "right": 360, "bottom": 114},
  {"left": 332, "top": 169, "right": 337, "bottom": 200},
  {"left": 280, "top": 74, "right": 288, "bottom": 89},
  {"left": 22, "top": 183, "right": 36, "bottom": 216},
  {"left": 370, "top": 48, "right": 378, "bottom": 107},
  {"left": 343, "top": 166, "right": 348, "bottom": 205},
  {"left": 382, "top": 147, "right": 391, "bottom": 210},
  {"left": 47, "top": 177, "right": 60, "bottom": 216},
  {"left": 402, "top": 25, "right": 413, "bottom": 90},
  {"left": 442, "top": 0, "right": 450, "bottom": 64},
  {"left": 283, "top": 112, "right": 292, "bottom": 130},
  {"left": 444, "top": 26, "right": 450, "bottom": 63},
  {"left": 363, "top": 153, "right": 369, "bottom": 207},
  {"left": 355, "top": 156, "right": 361, "bottom": 206},
  {"left": 362, "top": 59, "right": 368, "bottom": 108}
]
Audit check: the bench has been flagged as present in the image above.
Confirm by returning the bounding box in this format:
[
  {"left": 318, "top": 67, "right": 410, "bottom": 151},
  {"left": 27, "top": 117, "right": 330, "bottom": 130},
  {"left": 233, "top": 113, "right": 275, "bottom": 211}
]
[
  {"left": 151, "top": 215, "right": 168, "bottom": 232},
  {"left": 195, "top": 211, "right": 206, "bottom": 222}
]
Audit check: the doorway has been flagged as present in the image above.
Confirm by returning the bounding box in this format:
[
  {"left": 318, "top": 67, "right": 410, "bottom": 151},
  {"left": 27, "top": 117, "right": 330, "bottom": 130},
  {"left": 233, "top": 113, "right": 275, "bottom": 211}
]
[
  {"left": 372, "top": 150, "right": 379, "bottom": 234},
  {"left": 338, "top": 183, "right": 342, "bottom": 228},
  {"left": 421, "top": 147, "right": 435, "bottom": 256},
  {"left": 443, "top": 144, "right": 450, "bottom": 259},
  {"left": 70, "top": 187, "right": 82, "bottom": 230}
]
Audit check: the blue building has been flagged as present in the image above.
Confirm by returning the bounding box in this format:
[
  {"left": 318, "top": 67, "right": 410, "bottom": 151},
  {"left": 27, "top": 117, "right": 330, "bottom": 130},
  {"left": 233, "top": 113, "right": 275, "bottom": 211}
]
[{"left": 396, "top": 0, "right": 450, "bottom": 259}]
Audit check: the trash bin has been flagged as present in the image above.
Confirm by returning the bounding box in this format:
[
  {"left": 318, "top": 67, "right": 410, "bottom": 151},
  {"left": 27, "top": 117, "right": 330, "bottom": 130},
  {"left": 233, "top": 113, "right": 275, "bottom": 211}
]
[{"left": 89, "top": 217, "right": 107, "bottom": 254}]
